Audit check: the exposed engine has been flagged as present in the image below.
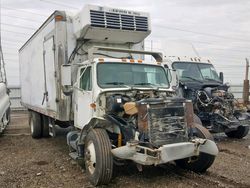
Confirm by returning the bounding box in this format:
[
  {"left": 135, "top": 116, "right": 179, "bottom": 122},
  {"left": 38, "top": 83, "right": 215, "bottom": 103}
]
[
  {"left": 195, "top": 87, "right": 235, "bottom": 119},
  {"left": 102, "top": 90, "right": 190, "bottom": 147}
]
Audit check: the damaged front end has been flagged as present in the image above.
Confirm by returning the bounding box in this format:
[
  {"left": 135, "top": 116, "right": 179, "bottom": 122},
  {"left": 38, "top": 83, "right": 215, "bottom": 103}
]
[{"left": 111, "top": 98, "right": 218, "bottom": 166}]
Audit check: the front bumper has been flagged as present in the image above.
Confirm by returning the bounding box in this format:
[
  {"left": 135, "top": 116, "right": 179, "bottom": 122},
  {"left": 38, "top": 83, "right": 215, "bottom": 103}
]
[{"left": 111, "top": 138, "right": 218, "bottom": 165}]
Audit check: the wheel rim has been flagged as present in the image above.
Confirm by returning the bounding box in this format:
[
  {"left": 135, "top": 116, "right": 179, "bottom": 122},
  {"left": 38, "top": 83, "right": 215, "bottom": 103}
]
[{"left": 85, "top": 141, "right": 96, "bottom": 175}]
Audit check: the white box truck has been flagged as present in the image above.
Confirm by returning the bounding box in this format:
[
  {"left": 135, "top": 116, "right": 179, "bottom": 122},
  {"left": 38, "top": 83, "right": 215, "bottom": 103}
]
[{"left": 19, "top": 5, "right": 218, "bottom": 186}]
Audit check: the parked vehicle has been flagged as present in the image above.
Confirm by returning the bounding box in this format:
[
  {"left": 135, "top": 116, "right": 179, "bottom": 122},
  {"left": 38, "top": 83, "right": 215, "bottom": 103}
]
[
  {"left": 165, "top": 56, "right": 250, "bottom": 138},
  {"left": 0, "top": 83, "right": 10, "bottom": 134},
  {"left": 19, "top": 5, "right": 218, "bottom": 186},
  {"left": 0, "top": 46, "right": 11, "bottom": 134}
]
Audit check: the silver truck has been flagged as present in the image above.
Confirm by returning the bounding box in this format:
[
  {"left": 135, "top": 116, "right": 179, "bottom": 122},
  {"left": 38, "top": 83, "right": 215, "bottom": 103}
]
[{"left": 19, "top": 5, "right": 218, "bottom": 186}]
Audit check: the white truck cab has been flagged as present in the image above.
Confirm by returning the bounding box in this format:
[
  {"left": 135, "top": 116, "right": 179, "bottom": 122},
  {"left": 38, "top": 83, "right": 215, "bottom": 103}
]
[{"left": 19, "top": 5, "right": 218, "bottom": 186}]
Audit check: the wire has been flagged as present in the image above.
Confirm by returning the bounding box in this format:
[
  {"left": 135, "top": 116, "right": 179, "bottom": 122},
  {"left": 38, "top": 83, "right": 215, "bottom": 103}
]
[
  {"left": 40, "top": 0, "right": 79, "bottom": 10},
  {"left": 2, "top": 14, "right": 43, "bottom": 23},
  {"left": 146, "top": 38, "right": 250, "bottom": 52},
  {"left": 2, "top": 29, "right": 31, "bottom": 36},
  {"left": 1, "top": 22, "right": 36, "bottom": 30},
  {"left": 2, "top": 40, "right": 23, "bottom": 44},
  {"left": 154, "top": 24, "right": 250, "bottom": 43},
  {"left": 2, "top": 6, "right": 48, "bottom": 17},
  {"left": 2, "top": 39, "right": 25, "bottom": 44}
]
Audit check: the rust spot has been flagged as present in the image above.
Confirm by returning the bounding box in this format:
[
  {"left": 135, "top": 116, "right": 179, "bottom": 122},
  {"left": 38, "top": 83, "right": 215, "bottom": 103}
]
[{"left": 137, "top": 104, "right": 148, "bottom": 133}]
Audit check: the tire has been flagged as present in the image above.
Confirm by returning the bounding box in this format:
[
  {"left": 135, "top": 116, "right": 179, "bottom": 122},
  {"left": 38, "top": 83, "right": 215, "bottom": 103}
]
[
  {"left": 5, "top": 107, "right": 11, "bottom": 125},
  {"left": 0, "top": 107, "right": 11, "bottom": 133},
  {"left": 175, "top": 123, "right": 215, "bottom": 173},
  {"left": 29, "top": 111, "right": 42, "bottom": 139},
  {"left": 193, "top": 114, "right": 202, "bottom": 125},
  {"left": 42, "top": 115, "right": 50, "bottom": 138},
  {"left": 225, "top": 126, "right": 249, "bottom": 139},
  {"left": 84, "top": 128, "right": 113, "bottom": 186}
]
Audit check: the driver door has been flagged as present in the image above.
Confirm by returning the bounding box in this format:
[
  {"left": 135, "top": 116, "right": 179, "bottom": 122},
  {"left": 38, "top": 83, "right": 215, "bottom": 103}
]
[{"left": 74, "top": 66, "right": 93, "bottom": 129}]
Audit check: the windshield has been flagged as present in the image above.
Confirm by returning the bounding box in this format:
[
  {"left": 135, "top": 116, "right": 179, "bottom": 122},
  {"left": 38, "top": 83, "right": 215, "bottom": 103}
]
[
  {"left": 97, "top": 63, "right": 169, "bottom": 88},
  {"left": 172, "top": 62, "right": 221, "bottom": 82}
]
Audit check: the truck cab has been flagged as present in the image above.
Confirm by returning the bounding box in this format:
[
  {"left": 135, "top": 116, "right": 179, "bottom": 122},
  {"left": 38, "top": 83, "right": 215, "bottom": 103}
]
[
  {"left": 64, "top": 48, "right": 218, "bottom": 186},
  {"left": 164, "top": 56, "right": 249, "bottom": 138}
]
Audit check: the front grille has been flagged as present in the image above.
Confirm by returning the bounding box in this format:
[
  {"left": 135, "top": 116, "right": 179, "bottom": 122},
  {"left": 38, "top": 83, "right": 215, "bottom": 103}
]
[
  {"left": 148, "top": 102, "right": 188, "bottom": 146},
  {"left": 90, "top": 10, "right": 148, "bottom": 31}
]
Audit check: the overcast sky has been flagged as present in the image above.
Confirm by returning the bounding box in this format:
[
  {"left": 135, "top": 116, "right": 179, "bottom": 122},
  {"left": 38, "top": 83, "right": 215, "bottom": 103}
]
[{"left": 1, "top": 0, "right": 250, "bottom": 86}]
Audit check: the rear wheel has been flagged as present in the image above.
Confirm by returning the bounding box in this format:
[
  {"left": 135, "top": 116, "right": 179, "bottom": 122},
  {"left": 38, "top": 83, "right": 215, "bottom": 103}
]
[
  {"left": 175, "top": 123, "right": 215, "bottom": 173},
  {"left": 29, "top": 111, "right": 42, "bottom": 139},
  {"left": 84, "top": 128, "right": 113, "bottom": 186},
  {"left": 225, "top": 126, "right": 249, "bottom": 139},
  {"left": 42, "top": 115, "right": 50, "bottom": 137}
]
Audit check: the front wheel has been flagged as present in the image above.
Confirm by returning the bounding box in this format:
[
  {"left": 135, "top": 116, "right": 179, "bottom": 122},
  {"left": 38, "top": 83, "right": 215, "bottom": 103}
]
[
  {"left": 225, "top": 126, "right": 249, "bottom": 139},
  {"left": 84, "top": 128, "right": 113, "bottom": 186},
  {"left": 175, "top": 123, "right": 216, "bottom": 173}
]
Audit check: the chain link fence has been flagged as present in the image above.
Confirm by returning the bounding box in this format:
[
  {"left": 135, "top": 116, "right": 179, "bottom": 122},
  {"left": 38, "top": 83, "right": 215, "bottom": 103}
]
[{"left": 8, "top": 85, "right": 246, "bottom": 111}]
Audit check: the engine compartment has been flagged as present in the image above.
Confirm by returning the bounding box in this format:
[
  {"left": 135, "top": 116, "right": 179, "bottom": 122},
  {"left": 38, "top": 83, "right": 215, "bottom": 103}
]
[
  {"left": 181, "top": 83, "right": 250, "bottom": 132},
  {"left": 98, "top": 89, "right": 190, "bottom": 147}
]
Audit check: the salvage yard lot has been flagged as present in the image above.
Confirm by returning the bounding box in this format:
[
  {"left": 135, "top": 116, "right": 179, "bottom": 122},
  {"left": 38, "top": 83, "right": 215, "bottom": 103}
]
[{"left": 0, "top": 111, "right": 250, "bottom": 188}]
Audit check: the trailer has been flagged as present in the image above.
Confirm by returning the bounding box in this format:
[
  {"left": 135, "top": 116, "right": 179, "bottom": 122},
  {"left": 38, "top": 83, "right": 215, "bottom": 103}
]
[{"left": 19, "top": 5, "right": 218, "bottom": 186}]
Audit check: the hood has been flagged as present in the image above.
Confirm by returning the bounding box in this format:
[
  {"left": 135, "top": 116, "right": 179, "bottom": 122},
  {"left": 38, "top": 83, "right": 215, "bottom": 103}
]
[{"left": 180, "top": 80, "right": 227, "bottom": 90}]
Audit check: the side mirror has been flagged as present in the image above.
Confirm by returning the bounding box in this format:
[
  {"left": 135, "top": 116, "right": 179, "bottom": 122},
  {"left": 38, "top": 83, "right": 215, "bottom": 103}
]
[
  {"left": 219, "top": 72, "right": 224, "bottom": 83},
  {"left": 61, "top": 64, "right": 73, "bottom": 95},
  {"left": 169, "top": 69, "right": 178, "bottom": 90}
]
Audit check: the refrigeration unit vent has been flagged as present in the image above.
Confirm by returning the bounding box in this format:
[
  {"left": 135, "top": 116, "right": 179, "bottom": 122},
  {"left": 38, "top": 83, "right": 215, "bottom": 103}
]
[
  {"left": 90, "top": 10, "right": 149, "bottom": 32},
  {"left": 73, "top": 5, "right": 151, "bottom": 43}
]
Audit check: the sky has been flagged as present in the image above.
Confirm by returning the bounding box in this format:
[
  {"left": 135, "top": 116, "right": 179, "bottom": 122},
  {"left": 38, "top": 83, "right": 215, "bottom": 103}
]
[{"left": 1, "top": 0, "right": 250, "bottom": 86}]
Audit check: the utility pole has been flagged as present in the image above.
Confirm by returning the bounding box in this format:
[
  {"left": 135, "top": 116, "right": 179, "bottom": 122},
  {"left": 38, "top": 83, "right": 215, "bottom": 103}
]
[
  {"left": 0, "top": 0, "right": 7, "bottom": 85},
  {"left": 243, "top": 58, "right": 249, "bottom": 105}
]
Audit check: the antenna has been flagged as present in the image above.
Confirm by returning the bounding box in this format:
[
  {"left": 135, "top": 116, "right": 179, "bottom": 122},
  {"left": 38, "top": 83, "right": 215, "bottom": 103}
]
[{"left": 191, "top": 43, "right": 200, "bottom": 58}]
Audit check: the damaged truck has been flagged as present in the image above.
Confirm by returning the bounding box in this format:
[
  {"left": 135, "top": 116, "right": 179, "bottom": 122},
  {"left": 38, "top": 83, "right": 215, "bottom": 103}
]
[
  {"left": 19, "top": 5, "right": 218, "bottom": 186},
  {"left": 165, "top": 57, "right": 249, "bottom": 138}
]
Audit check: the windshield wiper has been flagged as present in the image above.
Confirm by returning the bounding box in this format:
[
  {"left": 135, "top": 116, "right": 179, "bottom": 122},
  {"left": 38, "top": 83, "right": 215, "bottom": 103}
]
[
  {"left": 182, "top": 76, "right": 202, "bottom": 83},
  {"left": 104, "top": 82, "right": 131, "bottom": 88},
  {"left": 134, "top": 82, "right": 155, "bottom": 86},
  {"left": 204, "top": 78, "right": 221, "bottom": 83},
  {"left": 105, "top": 82, "right": 125, "bottom": 85}
]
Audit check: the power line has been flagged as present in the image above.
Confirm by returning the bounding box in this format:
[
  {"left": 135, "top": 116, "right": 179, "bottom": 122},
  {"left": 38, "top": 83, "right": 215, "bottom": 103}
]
[
  {"left": 149, "top": 36, "right": 250, "bottom": 49},
  {"left": 2, "top": 29, "right": 31, "bottom": 36},
  {"left": 2, "top": 6, "right": 48, "bottom": 17},
  {"left": 3, "top": 52, "right": 18, "bottom": 55},
  {"left": 2, "top": 37, "right": 26, "bottom": 43},
  {"left": 2, "top": 14, "right": 43, "bottom": 23},
  {"left": 154, "top": 24, "right": 250, "bottom": 43},
  {"left": 40, "top": 0, "right": 79, "bottom": 10},
  {"left": 144, "top": 40, "right": 250, "bottom": 53},
  {"left": 1, "top": 22, "right": 36, "bottom": 30},
  {"left": 2, "top": 40, "right": 23, "bottom": 44}
]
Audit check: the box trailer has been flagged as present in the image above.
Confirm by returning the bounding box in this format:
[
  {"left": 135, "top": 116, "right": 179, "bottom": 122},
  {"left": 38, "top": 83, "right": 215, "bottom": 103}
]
[{"left": 19, "top": 4, "right": 218, "bottom": 186}]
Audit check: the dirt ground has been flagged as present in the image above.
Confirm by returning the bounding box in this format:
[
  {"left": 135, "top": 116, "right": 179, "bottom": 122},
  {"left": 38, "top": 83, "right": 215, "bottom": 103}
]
[{"left": 0, "top": 111, "right": 250, "bottom": 188}]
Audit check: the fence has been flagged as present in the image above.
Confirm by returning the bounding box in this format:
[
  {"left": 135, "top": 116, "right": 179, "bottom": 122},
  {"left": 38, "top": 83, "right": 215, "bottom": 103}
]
[
  {"left": 8, "top": 85, "right": 246, "bottom": 111},
  {"left": 9, "top": 87, "right": 25, "bottom": 111},
  {"left": 228, "top": 85, "right": 244, "bottom": 99}
]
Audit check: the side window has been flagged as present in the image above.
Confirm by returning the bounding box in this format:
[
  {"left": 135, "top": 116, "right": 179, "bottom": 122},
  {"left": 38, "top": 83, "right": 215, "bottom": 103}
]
[{"left": 80, "top": 66, "right": 92, "bottom": 91}]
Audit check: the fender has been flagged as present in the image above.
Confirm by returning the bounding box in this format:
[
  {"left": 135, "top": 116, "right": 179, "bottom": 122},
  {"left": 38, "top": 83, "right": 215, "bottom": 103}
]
[{"left": 78, "top": 115, "right": 135, "bottom": 145}]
